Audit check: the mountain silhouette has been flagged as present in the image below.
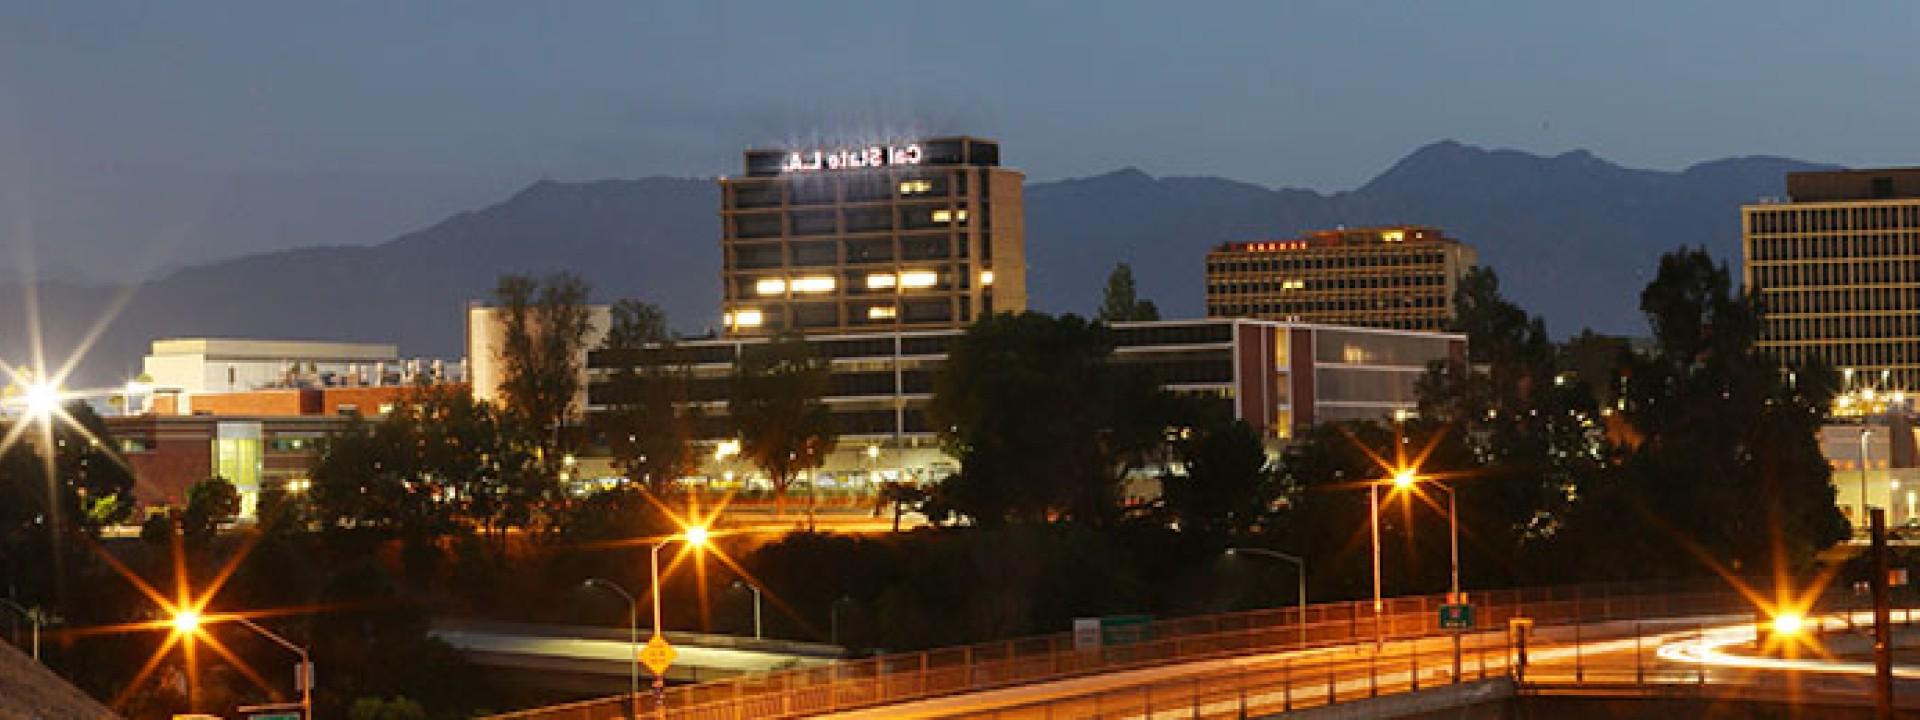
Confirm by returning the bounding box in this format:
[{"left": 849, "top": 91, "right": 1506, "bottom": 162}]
[{"left": 0, "top": 141, "right": 1832, "bottom": 386}]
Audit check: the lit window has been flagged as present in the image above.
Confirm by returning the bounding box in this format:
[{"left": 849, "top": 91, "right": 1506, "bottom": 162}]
[
  {"left": 792, "top": 276, "right": 836, "bottom": 293},
  {"left": 867, "top": 273, "right": 897, "bottom": 290},
  {"left": 900, "top": 270, "right": 939, "bottom": 288},
  {"left": 755, "top": 278, "right": 787, "bottom": 295},
  {"left": 899, "top": 180, "right": 933, "bottom": 194},
  {"left": 1282, "top": 280, "right": 1305, "bottom": 290},
  {"left": 931, "top": 209, "right": 969, "bottom": 223},
  {"left": 729, "top": 309, "right": 765, "bottom": 328},
  {"left": 868, "top": 306, "right": 897, "bottom": 320},
  {"left": 1382, "top": 231, "right": 1405, "bottom": 243},
  {"left": 980, "top": 270, "right": 995, "bottom": 286}
]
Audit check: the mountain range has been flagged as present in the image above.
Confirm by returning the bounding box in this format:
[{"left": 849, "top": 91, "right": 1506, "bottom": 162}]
[{"left": 0, "top": 141, "right": 1832, "bottom": 387}]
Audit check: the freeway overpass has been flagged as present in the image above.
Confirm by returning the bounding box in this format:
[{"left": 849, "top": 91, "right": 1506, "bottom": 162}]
[
  {"left": 483, "top": 578, "right": 1920, "bottom": 719},
  {"left": 434, "top": 620, "right": 840, "bottom": 695}
]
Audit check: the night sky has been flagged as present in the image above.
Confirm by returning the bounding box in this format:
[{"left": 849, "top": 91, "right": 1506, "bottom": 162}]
[{"left": 3, "top": 1, "right": 1918, "bottom": 277}]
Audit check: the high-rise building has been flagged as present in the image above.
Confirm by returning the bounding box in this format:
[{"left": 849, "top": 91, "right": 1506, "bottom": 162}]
[
  {"left": 718, "top": 137, "right": 1025, "bottom": 337},
  {"left": 1205, "top": 225, "right": 1477, "bottom": 332},
  {"left": 1745, "top": 168, "right": 1920, "bottom": 394}
]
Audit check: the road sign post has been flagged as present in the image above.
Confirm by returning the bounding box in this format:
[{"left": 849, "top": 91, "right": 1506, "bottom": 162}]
[{"left": 1438, "top": 604, "right": 1474, "bottom": 630}]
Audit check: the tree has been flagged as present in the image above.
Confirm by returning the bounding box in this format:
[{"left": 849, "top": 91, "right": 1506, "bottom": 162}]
[
  {"left": 729, "top": 333, "right": 836, "bottom": 516},
  {"left": 1098, "top": 263, "right": 1160, "bottom": 322},
  {"left": 1160, "top": 420, "right": 1280, "bottom": 540},
  {"left": 595, "top": 299, "right": 697, "bottom": 496},
  {"left": 930, "top": 313, "right": 1169, "bottom": 526},
  {"left": 493, "top": 272, "right": 595, "bottom": 472},
  {"left": 1568, "top": 248, "right": 1847, "bottom": 577},
  {"left": 1416, "top": 267, "right": 1607, "bottom": 580},
  {"left": 308, "top": 386, "right": 542, "bottom": 540},
  {"left": 181, "top": 477, "right": 240, "bottom": 541}
]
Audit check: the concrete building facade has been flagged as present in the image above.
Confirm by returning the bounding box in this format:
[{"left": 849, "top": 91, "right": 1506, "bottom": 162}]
[
  {"left": 586, "top": 319, "right": 1464, "bottom": 489},
  {"left": 719, "top": 137, "right": 1026, "bottom": 337},
  {"left": 1206, "top": 225, "right": 1477, "bottom": 332},
  {"left": 142, "top": 338, "right": 401, "bottom": 393},
  {"left": 1744, "top": 168, "right": 1920, "bottom": 394}
]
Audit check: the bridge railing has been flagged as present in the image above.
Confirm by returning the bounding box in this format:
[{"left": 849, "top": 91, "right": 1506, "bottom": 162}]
[
  {"left": 482, "top": 575, "right": 1772, "bottom": 719},
  {"left": 931, "top": 592, "right": 1920, "bottom": 719}
]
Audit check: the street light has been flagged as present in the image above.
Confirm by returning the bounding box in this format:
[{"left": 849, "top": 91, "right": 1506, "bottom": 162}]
[
  {"left": 171, "top": 610, "right": 313, "bottom": 720},
  {"left": 1861, "top": 427, "right": 1874, "bottom": 530},
  {"left": 583, "top": 578, "right": 641, "bottom": 720},
  {"left": 22, "top": 381, "right": 58, "bottom": 419},
  {"left": 643, "top": 525, "right": 712, "bottom": 704},
  {"left": 1771, "top": 611, "right": 1806, "bottom": 637},
  {"left": 1369, "top": 469, "right": 1464, "bottom": 645},
  {"left": 0, "top": 599, "right": 41, "bottom": 662},
  {"left": 1225, "top": 548, "right": 1307, "bottom": 648},
  {"left": 730, "top": 580, "right": 763, "bottom": 640},
  {"left": 233, "top": 617, "right": 314, "bottom": 720}
]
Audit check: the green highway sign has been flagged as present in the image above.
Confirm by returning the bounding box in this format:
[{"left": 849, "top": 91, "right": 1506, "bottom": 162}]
[
  {"left": 1438, "top": 603, "right": 1475, "bottom": 630},
  {"left": 247, "top": 714, "right": 299, "bottom": 720}
]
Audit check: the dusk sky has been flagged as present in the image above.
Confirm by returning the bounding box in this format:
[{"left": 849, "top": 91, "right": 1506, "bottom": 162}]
[{"left": 4, "top": 1, "right": 1920, "bottom": 277}]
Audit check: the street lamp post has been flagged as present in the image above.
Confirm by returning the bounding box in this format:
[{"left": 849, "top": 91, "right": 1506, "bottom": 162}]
[
  {"left": 1370, "top": 482, "right": 1383, "bottom": 647},
  {"left": 645, "top": 525, "right": 710, "bottom": 708},
  {"left": 0, "top": 599, "right": 40, "bottom": 662},
  {"left": 731, "top": 580, "right": 763, "bottom": 640},
  {"left": 1225, "top": 548, "right": 1307, "bottom": 648},
  {"left": 1861, "top": 427, "right": 1874, "bottom": 531},
  {"left": 584, "top": 578, "right": 641, "bottom": 720},
  {"left": 231, "top": 617, "right": 313, "bottom": 720}
]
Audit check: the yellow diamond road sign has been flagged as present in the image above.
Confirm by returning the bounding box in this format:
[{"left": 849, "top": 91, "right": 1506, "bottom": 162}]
[{"left": 639, "top": 634, "right": 677, "bottom": 677}]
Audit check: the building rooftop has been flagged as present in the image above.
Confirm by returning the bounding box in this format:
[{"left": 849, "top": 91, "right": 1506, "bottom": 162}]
[
  {"left": 1785, "top": 168, "right": 1920, "bottom": 203},
  {"left": 148, "top": 337, "right": 398, "bottom": 361},
  {"left": 1212, "top": 225, "right": 1457, "bottom": 253}
]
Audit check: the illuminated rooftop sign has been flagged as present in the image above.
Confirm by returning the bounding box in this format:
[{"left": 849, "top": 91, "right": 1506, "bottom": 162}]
[{"left": 781, "top": 144, "right": 923, "bottom": 173}]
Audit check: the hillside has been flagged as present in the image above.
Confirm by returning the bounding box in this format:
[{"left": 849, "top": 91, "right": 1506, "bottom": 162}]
[{"left": 0, "top": 142, "right": 1832, "bottom": 386}]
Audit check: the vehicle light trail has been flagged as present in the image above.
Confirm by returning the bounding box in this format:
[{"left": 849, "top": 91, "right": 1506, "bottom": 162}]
[{"left": 1657, "top": 611, "right": 1920, "bottom": 677}]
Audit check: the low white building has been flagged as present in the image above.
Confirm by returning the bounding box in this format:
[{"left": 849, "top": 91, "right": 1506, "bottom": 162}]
[{"left": 142, "top": 337, "right": 400, "bottom": 393}]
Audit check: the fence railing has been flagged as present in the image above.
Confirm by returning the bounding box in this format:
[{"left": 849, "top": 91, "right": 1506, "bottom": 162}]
[
  {"left": 482, "top": 575, "right": 1784, "bottom": 720},
  {"left": 963, "top": 592, "right": 1920, "bottom": 720}
]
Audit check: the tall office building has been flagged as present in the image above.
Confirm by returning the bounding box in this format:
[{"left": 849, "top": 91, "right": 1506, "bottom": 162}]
[
  {"left": 718, "top": 136, "right": 1026, "bottom": 337},
  {"left": 1745, "top": 168, "right": 1920, "bottom": 394},
  {"left": 1205, "top": 225, "right": 1477, "bottom": 331}
]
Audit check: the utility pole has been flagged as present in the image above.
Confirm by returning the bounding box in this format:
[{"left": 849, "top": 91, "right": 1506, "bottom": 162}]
[{"left": 1872, "top": 508, "right": 1893, "bottom": 720}]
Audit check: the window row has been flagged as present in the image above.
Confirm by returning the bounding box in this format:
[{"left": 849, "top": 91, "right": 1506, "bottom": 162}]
[
  {"left": 1748, "top": 233, "right": 1920, "bottom": 261},
  {"left": 1208, "top": 252, "right": 1450, "bottom": 274},
  {"left": 730, "top": 235, "right": 989, "bottom": 269},
  {"left": 1752, "top": 260, "right": 1920, "bottom": 287},
  {"left": 1749, "top": 204, "right": 1920, "bottom": 235},
  {"left": 1763, "top": 314, "right": 1920, "bottom": 343},
  {"left": 731, "top": 267, "right": 990, "bottom": 297},
  {"left": 728, "top": 171, "right": 986, "bottom": 209},
  {"left": 1772, "top": 342, "right": 1920, "bottom": 375},
  {"left": 724, "top": 299, "right": 972, "bottom": 331},
  {"left": 731, "top": 204, "right": 987, "bottom": 238},
  {"left": 1207, "top": 296, "right": 1447, "bottom": 315},
  {"left": 1208, "top": 275, "right": 1448, "bottom": 294},
  {"left": 1760, "top": 287, "right": 1920, "bottom": 315}
]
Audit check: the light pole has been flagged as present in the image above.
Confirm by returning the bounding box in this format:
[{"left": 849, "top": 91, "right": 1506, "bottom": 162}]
[
  {"left": 646, "top": 525, "right": 710, "bottom": 707},
  {"left": 1370, "top": 481, "right": 1383, "bottom": 647},
  {"left": 1861, "top": 427, "right": 1874, "bottom": 531},
  {"left": 584, "top": 578, "right": 640, "bottom": 719},
  {"left": 0, "top": 599, "right": 40, "bottom": 662},
  {"left": 731, "top": 580, "right": 763, "bottom": 640},
  {"left": 1225, "top": 548, "right": 1307, "bottom": 648},
  {"left": 234, "top": 617, "right": 313, "bottom": 720}
]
